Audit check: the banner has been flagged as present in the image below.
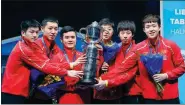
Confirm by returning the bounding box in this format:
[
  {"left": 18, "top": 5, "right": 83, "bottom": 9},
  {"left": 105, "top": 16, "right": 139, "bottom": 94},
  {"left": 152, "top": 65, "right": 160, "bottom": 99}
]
[{"left": 160, "top": 1, "right": 185, "bottom": 104}]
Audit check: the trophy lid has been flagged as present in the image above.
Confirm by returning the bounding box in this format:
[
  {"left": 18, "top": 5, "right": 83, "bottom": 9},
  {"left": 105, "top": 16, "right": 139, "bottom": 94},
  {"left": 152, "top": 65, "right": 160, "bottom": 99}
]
[
  {"left": 91, "top": 21, "right": 99, "bottom": 27},
  {"left": 87, "top": 21, "right": 101, "bottom": 41}
]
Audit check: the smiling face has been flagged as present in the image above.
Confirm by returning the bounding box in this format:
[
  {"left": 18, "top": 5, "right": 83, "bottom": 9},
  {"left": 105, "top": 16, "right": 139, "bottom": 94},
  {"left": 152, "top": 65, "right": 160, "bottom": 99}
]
[
  {"left": 143, "top": 22, "right": 160, "bottom": 39},
  {"left": 42, "top": 22, "right": 58, "bottom": 41},
  {"left": 61, "top": 31, "right": 76, "bottom": 49}
]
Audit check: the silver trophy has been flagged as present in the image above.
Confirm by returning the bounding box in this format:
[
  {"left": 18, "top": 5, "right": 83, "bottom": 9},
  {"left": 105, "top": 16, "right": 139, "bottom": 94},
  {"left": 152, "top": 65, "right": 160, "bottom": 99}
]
[{"left": 79, "top": 21, "right": 101, "bottom": 85}]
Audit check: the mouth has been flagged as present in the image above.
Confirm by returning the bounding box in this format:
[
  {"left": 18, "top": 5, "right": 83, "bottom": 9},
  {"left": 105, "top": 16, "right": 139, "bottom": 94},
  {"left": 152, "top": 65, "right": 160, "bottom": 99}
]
[
  {"left": 67, "top": 43, "right": 75, "bottom": 47},
  {"left": 103, "top": 35, "right": 109, "bottom": 38},
  {"left": 68, "top": 43, "right": 74, "bottom": 45},
  {"left": 123, "top": 39, "right": 128, "bottom": 42},
  {"left": 49, "top": 35, "right": 55, "bottom": 38},
  {"left": 122, "top": 40, "right": 128, "bottom": 43},
  {"left": 33, "top": 38, "right": 37, "bottom": 41},
  {"left": 149, "top": 31, "right": 156, "bottom": 35}
]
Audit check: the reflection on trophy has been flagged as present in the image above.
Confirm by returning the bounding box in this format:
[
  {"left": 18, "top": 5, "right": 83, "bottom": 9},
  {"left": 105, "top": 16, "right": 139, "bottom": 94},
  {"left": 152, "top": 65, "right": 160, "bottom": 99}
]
[{"left": 79, "top": 21, "right": 101, "bottom": 85}]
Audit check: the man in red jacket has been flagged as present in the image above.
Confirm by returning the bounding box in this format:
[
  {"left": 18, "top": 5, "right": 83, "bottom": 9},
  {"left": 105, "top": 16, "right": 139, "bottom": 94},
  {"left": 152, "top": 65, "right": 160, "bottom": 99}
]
[
  {"left": 100, "top": 20, "right": 143, "bottom": 104},
  {"left": 94, "top": 14, "right": 185, "bottom": 104},
  {"left": 2, "top": 18, "right": 83, "bottom": 104},
  {"left": 55, "top": 26, "right": 91, "bottom": 104},
  {"left": 50, "top": 26, "right": 103, "bottom": 104},
  {"left": 93, "top": 18, "right": 123, "bottom": 104}
]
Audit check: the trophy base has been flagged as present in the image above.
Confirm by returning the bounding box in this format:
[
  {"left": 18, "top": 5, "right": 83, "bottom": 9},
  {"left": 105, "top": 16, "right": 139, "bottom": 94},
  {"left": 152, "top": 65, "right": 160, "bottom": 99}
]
[{"left": 80, "top": 79, "right": 98, "bottom": 86}]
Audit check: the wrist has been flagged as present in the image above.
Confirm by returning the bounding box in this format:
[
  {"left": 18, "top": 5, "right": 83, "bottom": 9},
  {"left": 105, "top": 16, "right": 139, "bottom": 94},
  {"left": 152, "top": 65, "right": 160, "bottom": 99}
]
[
  {"left": 66, "top": 71, "right": 69, "bottom": 76},
  {"left": 99, "top": 77, "right": 102, "bottom": 80},
  {"left": 164, "top": 73, "right": 168, "bottom": 79},
  {"left": 105, "top": 80, "right": 108, "bottom": 87},
  {"left": 70, "top": 63, "right": 74, "bottom": 69}
]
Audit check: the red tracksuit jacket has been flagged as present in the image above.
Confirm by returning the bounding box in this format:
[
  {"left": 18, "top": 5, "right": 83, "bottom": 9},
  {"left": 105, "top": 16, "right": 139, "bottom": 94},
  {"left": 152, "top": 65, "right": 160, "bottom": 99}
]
[
  {"left": 95, "top": 41, "right": 141, "bottom": 100},
  {"left": 57, "top": 48, "right": 91, "bottom": 104},
  {"left": 113, "top": 40, "right": 141, "bottom": 96},
  {"left": 101, "top": 36, "right": 185, "bottom": 100},
  {"left": 2, "top": 36, "right": 69, "bottom": 98}
]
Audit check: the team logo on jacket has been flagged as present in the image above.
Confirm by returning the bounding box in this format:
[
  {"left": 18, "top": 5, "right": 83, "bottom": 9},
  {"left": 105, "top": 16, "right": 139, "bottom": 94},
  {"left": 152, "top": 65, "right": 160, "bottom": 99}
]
[
  {"left": 142, "top": 52, "right": 148, "bottom": 55},
  {"left": 160, "top": 50, "right": 167, "bottom": 60},
  {"left": 163, "top": 55, "right": 167, "bottom": 60},
  {"left": 161, "top": 50, "right": 167, "bottom": 54}
]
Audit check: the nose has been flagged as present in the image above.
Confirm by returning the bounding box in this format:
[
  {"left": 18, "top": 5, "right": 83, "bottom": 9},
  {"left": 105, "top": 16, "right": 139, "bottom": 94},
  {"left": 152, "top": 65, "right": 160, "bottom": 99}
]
[
  {"left": 149, "top": 27, "right": 154, "bottom": 31},
  {"left": 124, "top": 36, "right": 127, "bottom": 39},
  {"left": 123, "top": 34, "right": 128, "bottom": 39},
  {"left": 69, "top": 37, "right": 75, "bottom": 41},
  {"left": 51, "top": 29, "right": 57, "bottom": 34},
  {"left": 32, "top": 32, "right": 38, "bottom": 37},
  {"left": 104, "top": 30, "right": 109, "bottom": 34},
  {"left": 68, "top": 37, "right": 72, "bottom": 41}
]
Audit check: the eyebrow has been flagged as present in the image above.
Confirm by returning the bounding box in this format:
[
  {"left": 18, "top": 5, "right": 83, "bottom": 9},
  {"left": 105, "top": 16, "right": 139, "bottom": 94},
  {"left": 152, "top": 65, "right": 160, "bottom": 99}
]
[{"left": 145, "top": 25, "right": 150, "bottom": 27}]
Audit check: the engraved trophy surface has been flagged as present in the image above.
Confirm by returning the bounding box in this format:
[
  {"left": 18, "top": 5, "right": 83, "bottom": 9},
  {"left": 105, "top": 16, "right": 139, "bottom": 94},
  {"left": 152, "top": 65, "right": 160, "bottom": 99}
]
[{"left": 80, "top": 21, "right": 101, "bottom": 85}]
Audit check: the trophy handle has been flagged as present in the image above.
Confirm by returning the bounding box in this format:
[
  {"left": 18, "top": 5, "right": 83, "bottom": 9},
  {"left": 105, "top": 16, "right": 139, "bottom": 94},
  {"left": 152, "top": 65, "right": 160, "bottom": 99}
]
[
  {"left": 79, "top": 27, "right": 88, "bottom": 42},
  {"left": 79, "top": 27, "right": 87, "bottom": 35}
]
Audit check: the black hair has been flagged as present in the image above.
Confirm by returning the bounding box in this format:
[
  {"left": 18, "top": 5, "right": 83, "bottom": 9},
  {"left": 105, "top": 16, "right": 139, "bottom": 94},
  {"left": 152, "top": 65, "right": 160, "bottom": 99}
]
[
  {"left": 41, "top": 17, "right": 59, "bottom": 27},
  {"left": 142, "top": 14, "right": 160, "bottom": 27},
  {"left": 117, "top": 20, "right": 136, "bottom": 35},
  {"left": 20, "top": 19, "right": 40, "bottom": 32},
  {"left": 99, "top": 18, "right": 114, "bottom": 27},
  {"left": 60, "top": 26, "right": 76, "bottom": 38}
]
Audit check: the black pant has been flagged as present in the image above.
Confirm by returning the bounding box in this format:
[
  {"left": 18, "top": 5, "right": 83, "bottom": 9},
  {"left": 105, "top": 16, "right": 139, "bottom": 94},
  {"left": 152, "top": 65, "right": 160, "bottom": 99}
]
[
  {"left": 24, "top": 90, "right": 52, "bottom": 104},
  {"left": 25, "top": 97, "right": 52, "bottom": 104},
  {"left": 144, "top": 98, "right": 180, "bottom": 104},
  {"left": 2, "top": 92, "right": 27, "bottom": 104},
  {"left": 92, "top": 98, "right": 121, "bottom": 104},
  {"left": 121, "top": 95, "right": 144, "bottom": 104}
]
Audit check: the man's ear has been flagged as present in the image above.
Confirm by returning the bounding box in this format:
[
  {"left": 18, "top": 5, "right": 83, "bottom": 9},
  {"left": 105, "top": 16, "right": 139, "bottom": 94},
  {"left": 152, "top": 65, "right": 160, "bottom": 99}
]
[
  {"left": 159, "top": 25, "right": 161, "bottom": 31},
  {"left": 143, "top": 28, "right": 146, "bottom": 33},
  {"left": 21, "top": 31, "right": 25, "bottom": 36},
  {"left": 60, "top": 38, "right": 63, "bottom": 43},
  {"left": 41, "top": 26, "right": 44, "bottom": 32}
]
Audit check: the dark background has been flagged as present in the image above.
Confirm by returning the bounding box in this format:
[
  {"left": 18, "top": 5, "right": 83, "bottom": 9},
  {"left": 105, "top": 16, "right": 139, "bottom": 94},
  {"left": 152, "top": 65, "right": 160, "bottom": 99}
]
[{"left": 1, "top": 0, "right": 160, "bottom": 43}]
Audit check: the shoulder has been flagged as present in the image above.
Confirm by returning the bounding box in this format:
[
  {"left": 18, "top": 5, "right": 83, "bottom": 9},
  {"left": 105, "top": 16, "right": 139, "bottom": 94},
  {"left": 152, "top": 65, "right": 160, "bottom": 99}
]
[
  {"left": 18, "top": 41, "right": 34, "bottom": 56},
  {"left": 132, "top": 40, "right": 148, "bottom": 52},
  {"left": 19, "top": 39, "right": 43, "bottom": 55},
  {"left": 161, "top": 38, "right": 180, "bottom": 54},
  {"left": 10, "top": 41, "right": 21, "bottom": 53},
  {"left": 34, "top": 38, "right": 43, "bottom": 47},
  {"left": 162, "top": 38, "right": 178, "bottom": 47},
  {"left": 18, "top": 41, "right": 29, "bottom": 51}
]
